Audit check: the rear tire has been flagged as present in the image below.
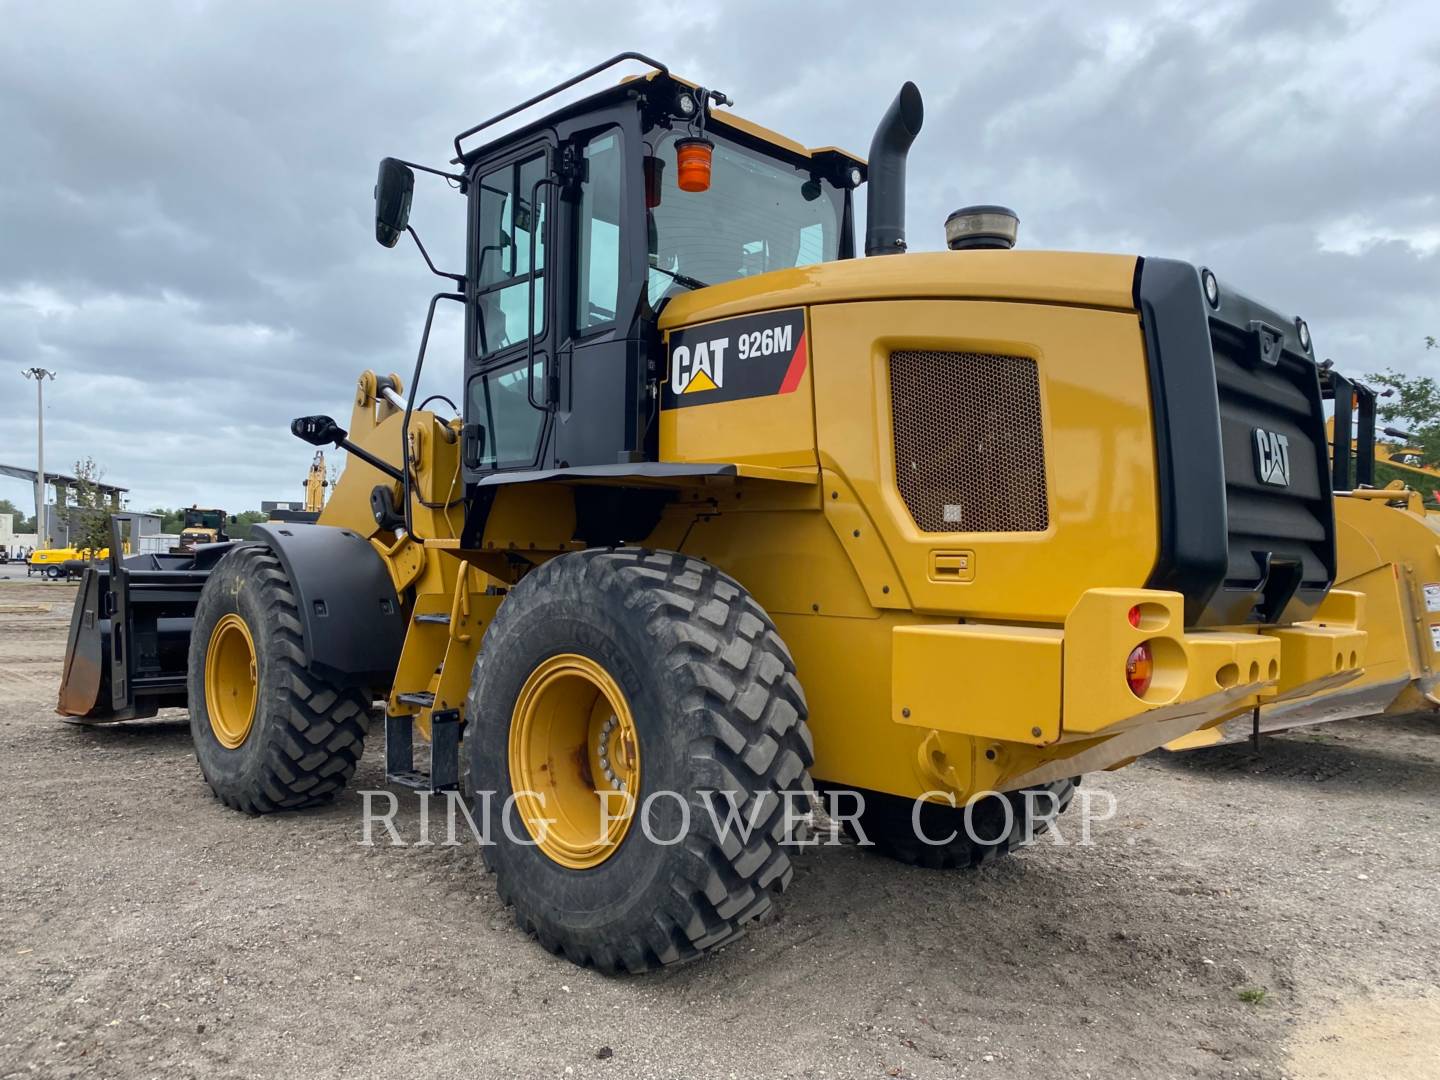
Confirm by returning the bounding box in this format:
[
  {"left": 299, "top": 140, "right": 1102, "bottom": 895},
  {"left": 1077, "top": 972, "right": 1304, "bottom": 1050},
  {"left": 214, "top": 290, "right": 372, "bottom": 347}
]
[
  {"left": 187, "top": 544, "right": 372, "bottom": 814},
  {"left": 836, "top": 778, "right": 1078, "bottom": 869},
  {"left": 468, "top": 548, "right": 814, "bottom": 973}
]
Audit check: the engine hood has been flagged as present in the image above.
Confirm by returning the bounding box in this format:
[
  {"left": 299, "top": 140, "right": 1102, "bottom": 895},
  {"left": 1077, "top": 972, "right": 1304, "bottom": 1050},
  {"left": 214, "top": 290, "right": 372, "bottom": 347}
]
[{"left": 657, "top": 250, "right": 1139, "bottom": 330}]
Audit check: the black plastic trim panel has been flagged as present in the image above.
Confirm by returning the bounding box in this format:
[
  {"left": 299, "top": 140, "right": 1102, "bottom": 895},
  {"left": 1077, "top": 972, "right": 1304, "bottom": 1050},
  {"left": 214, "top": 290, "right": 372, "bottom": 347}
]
[{"left": 1136, "top": 257, "right": 1335, "bottom": 626}]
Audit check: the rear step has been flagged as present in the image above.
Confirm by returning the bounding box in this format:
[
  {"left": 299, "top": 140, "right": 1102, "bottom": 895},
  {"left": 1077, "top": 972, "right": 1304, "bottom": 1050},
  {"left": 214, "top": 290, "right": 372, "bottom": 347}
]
[
  {"left": 413, "top": 613, "right": 450, "bottom": 625},
  {"left": 385, "top": 709, "right": 460, "bottom": 792},
  {"left": 395, "top": 690, "right": 435, "bottom": 708}
]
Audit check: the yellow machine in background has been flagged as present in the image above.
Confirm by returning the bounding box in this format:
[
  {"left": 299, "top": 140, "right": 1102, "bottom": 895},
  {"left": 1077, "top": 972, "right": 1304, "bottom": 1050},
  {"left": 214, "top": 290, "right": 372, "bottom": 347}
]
[
  {"left": 29, "top": 545, "right": 115, "bottom": 580},
  {"left": 304, "top": 451, "right": 328, "bottom": 513},
  {"left": 174, "top": 506, "right": 231, "bottom": 552},
  {"left": 61, "top": 56, "right": 1366, "bottom": 972}
]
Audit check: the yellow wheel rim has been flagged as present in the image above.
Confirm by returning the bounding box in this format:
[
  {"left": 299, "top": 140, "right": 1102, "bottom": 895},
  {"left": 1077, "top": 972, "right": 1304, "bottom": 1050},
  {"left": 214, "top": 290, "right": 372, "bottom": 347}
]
[
  {"left": 205, "top": 613, "right": 258, "bottom": 749},
  {"left": 508, "top": 653, "right": 640, "bottom": 869}
]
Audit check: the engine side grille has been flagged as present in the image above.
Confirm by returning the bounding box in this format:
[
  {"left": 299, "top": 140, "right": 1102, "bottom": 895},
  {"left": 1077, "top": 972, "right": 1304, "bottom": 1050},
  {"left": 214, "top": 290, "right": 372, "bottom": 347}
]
[{"left": 889, "top": 350, "right": 1049, "bottom": 533}]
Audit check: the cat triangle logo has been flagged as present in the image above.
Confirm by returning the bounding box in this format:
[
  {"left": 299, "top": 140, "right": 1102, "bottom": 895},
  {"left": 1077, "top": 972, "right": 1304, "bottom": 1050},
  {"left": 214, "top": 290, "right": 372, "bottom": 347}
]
[
  {"left": 682, "top": 369, "right": 719, "bottom": 394},
  {"left": 670, "top": 336, "right": 727, "bottom": 396}
]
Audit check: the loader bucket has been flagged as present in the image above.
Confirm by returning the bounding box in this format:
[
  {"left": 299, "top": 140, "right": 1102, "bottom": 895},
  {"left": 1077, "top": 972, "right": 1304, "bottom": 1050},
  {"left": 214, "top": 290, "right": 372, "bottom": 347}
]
[{"left": 56, "top": 520, "right": 237, "bottom": 723}]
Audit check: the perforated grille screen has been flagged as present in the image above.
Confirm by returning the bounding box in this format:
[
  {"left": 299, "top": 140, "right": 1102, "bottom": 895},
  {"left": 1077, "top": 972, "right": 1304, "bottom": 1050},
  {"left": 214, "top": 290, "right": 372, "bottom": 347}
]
[{"left": 889, "top": 350, "right": 1050, "bottom": 533}]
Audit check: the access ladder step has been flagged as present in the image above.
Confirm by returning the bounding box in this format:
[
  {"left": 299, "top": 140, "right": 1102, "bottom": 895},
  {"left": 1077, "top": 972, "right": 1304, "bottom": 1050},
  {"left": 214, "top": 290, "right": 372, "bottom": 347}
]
[
  {"left": 384, "top": 709, "right": 461, "bottom": 793},
  {"left": 395, "top": 690, "right": 436, "bottom": 708},
  {"left": 414, "top": 613, "right": 451, "bottom": 625}
]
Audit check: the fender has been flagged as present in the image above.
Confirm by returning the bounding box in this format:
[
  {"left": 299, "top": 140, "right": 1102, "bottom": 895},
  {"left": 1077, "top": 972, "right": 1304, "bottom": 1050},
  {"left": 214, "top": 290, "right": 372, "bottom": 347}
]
[{"left": 249, "top": 522, "right": 406, "bottom": 688}]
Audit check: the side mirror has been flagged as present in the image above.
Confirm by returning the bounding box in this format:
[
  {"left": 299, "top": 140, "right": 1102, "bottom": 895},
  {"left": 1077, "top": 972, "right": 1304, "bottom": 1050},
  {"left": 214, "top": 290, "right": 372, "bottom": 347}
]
[
  {"left": 375, "top": 158, "right": 415, "bottom": 248},
  {"left": 228, "top": 515, "right": 238, "bottom": 525},
  {"left": 292, "top": 415, "right": 347, "bottom": 447}
]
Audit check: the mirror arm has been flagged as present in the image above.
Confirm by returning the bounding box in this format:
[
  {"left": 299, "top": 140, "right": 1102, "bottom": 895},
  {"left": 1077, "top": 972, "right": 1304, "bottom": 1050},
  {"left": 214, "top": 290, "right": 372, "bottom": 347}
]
[
  {"left": 407, "top": 226, "right": 465, "bottom": 287},
  {"left": 389, "top": 156, "right": 467, "bottom": 188}
]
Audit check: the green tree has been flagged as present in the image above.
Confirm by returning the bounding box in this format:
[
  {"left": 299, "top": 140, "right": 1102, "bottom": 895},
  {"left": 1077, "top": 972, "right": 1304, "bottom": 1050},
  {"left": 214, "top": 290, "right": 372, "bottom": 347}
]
[
  {"left": 228, "top": 510, "right": 270, "bottom": 540},
  {"left": 148, "top": 506, "right": 187, "bottom": 534},
  {"left": 1366, "top": 342, "right": 1440, "bottom": 467},
  {"left": 69, "top": 457, "right": 114, "bottom": 555},
  {"left": 0, "top": 498, "right": 36, "bottom": 534}
]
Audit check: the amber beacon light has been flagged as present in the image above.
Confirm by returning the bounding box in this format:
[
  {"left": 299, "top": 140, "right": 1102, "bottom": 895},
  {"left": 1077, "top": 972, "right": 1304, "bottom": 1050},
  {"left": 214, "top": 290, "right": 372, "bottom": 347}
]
[{"left": 675, "top": 137, "right": 714, "bottom": 192}]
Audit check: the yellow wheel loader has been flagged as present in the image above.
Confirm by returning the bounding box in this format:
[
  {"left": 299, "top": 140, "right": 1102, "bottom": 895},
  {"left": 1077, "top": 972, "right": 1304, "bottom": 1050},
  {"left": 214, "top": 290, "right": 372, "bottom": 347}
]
[
  {"left": 1169, "top": 374, "right": 1440, "bottom": 747},
  {"left": 173, "top": 505, "right": 232, "bottom": 552},
  {"left": 59, "top": 54, "right": 1366, "bottom": 971}
]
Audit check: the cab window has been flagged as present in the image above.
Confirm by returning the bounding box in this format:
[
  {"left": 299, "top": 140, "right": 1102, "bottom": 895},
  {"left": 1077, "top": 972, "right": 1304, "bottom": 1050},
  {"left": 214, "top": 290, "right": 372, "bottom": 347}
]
[
  {"left": 575, "top": 129, "right": 623, "bottom": 331},
  {"left": 475, "top": 153, "right": 547, "bottom": 357},
  {"left": 468, "top": 357, "right": 547, "bottom": 469}
]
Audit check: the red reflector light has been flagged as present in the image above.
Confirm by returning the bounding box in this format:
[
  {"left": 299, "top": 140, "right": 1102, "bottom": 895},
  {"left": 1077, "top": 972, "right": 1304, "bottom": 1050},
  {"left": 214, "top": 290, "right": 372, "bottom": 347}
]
[
  {"left": 1127, "top": 605, "right": 1142, "bottom": 628},
  {"left": 1126, "top": 642, "right": 1154, "bottom": 697}
]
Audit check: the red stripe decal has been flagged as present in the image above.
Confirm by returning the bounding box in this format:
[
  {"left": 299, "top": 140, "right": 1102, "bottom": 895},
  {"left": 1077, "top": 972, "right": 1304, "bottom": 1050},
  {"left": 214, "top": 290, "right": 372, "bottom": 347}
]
[{"left": 778, "top": 332, "right": 808, "bottom": 394}]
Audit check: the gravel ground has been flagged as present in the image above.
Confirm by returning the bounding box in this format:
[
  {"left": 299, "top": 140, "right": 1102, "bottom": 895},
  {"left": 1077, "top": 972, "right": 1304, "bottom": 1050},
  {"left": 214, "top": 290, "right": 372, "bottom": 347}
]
[{"left": 1, "top": 569, "right": 1437, "bottom": 1079}]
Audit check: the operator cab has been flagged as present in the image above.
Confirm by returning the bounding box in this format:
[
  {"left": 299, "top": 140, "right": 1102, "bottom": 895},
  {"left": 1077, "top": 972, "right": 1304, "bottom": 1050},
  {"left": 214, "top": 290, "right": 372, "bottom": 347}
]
[{"left": 373, "top": 54, "right": 864, "bottom": 499}]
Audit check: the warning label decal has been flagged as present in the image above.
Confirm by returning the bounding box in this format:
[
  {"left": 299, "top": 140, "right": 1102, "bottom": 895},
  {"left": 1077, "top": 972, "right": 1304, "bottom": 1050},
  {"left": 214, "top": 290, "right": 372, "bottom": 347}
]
[{"left": 662, "top": 308, "right": 807, "bottom": 410}]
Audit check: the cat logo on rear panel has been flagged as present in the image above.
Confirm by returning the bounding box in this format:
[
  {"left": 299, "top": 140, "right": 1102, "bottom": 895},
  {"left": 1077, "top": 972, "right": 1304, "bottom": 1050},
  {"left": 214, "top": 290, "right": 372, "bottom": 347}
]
[
  {"left": 663, "top": 309, "right": 808, "bottom": 409},
  {"left": 1253, "top": 428, "right": 1291, "bottom": 488}
]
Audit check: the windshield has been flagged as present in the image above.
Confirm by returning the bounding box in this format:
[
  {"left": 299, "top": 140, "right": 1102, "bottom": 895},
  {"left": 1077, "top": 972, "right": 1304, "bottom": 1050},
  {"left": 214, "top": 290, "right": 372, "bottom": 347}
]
[
  {"left": 646, "top": 129, "right": 843, "bottom": 306},
  {"left": 185, "top": 510, "right": 223, "bottom": 530}
]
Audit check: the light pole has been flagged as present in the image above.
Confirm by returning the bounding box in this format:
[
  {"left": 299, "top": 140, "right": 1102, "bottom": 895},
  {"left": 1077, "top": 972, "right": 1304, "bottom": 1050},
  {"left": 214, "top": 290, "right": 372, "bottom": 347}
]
[{"left": 21, "top": 368, "right": 56, "bottom": 548}]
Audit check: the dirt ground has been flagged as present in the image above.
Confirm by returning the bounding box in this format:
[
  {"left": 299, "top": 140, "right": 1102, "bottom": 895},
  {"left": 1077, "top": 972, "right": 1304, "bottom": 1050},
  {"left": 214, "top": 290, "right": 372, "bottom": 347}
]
[{"left": 1, "top": 569, "right": 1437, "bottom": 1079}]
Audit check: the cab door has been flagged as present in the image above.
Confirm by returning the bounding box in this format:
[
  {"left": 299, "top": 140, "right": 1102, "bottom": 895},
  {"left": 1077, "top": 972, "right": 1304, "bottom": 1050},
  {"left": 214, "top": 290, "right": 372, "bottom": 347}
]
[{"left": 463, "top": 140, "right": 555, "bottom": 476}]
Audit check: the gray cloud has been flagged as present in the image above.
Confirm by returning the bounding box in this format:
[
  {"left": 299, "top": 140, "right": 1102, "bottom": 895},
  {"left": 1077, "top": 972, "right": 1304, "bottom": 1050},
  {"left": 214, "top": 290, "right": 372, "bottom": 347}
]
[{"left": 2, "top": 0, "right": 1437, "bottom": 515}]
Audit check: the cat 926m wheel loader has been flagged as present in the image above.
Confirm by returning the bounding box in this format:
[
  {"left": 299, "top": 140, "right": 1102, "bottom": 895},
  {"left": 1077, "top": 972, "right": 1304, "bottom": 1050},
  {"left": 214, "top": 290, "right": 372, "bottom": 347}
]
[{"left": 59, "top": 54, "right": 1366, "bottom": 972}]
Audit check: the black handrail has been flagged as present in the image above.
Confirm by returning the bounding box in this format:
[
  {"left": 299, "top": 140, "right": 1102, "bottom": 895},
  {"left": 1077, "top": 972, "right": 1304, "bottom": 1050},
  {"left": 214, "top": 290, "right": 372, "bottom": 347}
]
[
  {"left": 525, "top": 174, "right": 558, "bottom": 412},
  {"left": 402, "top": 291, "right": 466, "bottom": 540},
  {"left": 451, "top": 51, "right": 668, "bottom": 162},
  {"left": 1330, "top": 372, "right": 1354, "bottom": 492}
]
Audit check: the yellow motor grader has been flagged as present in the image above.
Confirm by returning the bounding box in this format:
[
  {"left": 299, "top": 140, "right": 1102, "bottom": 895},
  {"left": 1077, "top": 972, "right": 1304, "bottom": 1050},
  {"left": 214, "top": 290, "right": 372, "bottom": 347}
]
[{"left": 59, "top": 54, "right": 1364, "bottom": 971}]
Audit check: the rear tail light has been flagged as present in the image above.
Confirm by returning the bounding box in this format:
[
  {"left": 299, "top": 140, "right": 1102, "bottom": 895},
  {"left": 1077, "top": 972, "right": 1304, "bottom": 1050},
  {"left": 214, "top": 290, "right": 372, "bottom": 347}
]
[{"left": 1126, "top": 642, "right": 1154, "bottom": 697}]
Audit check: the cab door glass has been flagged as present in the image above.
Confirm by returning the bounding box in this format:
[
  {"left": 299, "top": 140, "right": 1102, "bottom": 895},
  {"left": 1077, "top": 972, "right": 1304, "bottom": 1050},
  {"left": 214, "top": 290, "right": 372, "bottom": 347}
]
[
  {"left": 475, "top": 153, "right": 547, "bottom": 356},
  {"left": 576, "top": 129, "right": 622, "bottom": 330},
  {"left": 469, "top": 356, "right": 547, "bottom": 468}
]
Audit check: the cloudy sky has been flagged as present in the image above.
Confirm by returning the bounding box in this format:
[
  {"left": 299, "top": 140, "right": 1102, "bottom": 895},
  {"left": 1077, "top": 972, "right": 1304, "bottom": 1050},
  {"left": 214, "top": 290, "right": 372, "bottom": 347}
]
[{"left": 2, "top": 0, "right": 1438, "bottom": 518}]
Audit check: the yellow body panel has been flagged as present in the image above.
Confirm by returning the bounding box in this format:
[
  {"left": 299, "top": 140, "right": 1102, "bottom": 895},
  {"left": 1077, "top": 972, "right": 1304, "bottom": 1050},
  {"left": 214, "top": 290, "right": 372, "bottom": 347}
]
[
  {"left": 893, "top": 623, "right": 1063, "bottom": 742},
  {"left": 659, "top": 250, "right": 1138, "bottom": 329},
  {"left": 814, "top": 299, "right": 1157, "bottom": 621},
  {"left": 658, "top": 359, "right": 818, "bottom": 471}
]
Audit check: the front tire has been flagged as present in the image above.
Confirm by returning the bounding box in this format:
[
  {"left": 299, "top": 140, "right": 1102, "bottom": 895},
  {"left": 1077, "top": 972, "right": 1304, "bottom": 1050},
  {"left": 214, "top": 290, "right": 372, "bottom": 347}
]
[
  {"left": 468, "top": 548, "right": 814, "bottom": 973},
  {"left": 187, "top": 544, "right": 372, "bottom": 814}
]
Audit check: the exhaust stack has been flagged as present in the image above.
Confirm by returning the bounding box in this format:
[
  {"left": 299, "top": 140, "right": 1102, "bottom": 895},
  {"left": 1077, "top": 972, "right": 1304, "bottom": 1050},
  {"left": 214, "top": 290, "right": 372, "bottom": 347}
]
[{"left": 865, "top": 82, "right": 924, "bottom": 256}]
